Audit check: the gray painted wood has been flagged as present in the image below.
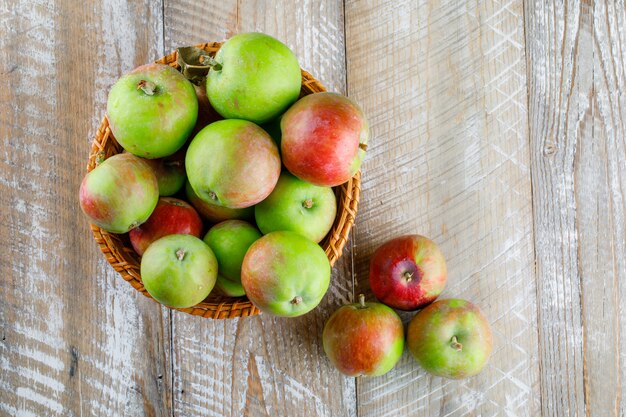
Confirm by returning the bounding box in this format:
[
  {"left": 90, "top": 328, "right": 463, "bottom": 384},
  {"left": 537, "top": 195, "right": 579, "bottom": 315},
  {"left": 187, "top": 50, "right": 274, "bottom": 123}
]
[
  {"left": 0, "top": 1, "right": 171, "bottom": 416},
  {"left": 345, "top": 0, "right": 540, "bottom": 415},
  {"left": 525, "top": 0, "right": 626, "bottom": 415}
]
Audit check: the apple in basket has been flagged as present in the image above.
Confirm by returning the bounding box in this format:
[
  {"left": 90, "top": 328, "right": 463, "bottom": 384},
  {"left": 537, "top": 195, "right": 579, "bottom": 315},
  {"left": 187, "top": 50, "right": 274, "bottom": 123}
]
[
  {"left": 206, "top": 32, "right": 302, "bottom": 124},
  {"left": 141, "top": 234, "right": 217, "bottom": 309},
  {"left": 140, "top": 148, "right": 187, "bottom": 196},
  {"left": 241, "top": 231, "right": 330, "bottom": 317},
  {"left": 281, "top": 92, "right": 369, "bottom": 187},
  {"left": 204, "top": 220, "right": 262, "bottom": 297},
  {"left": 185, "top": 119, "right": 281, "bottom": 209},
  {"left": 185, "top": 181, "right": 254, "bottom": 223},
  {"left": 323, "top": 294, "right": 404, "bottom": 376},
  {"left": 107, "top": 63, "right": 198, "bottom": 159},
  {"left": 407, "top": 299, "right": 493, "bottom": 379},
  {"left": 255, "top": 172, "right": 337, "bottom": 243},
  {"left": 129, "top": 197, "right": 203, "bottom": 256},
  {"left": 79, "top": 153, "right": 159, "bottom": 234}
]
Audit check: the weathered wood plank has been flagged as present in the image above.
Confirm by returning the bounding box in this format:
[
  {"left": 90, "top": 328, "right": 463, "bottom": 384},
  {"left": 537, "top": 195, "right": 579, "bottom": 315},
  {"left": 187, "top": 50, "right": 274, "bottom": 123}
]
[
  {"left": 162, "top": 1, "right": 355, "bottom": 416},
  {"left": 525, "top": 0, "right": 626, "bottom": 415},
  {"left": 0, "top": 1, "right": 172, "bottom": 416},
  {"left": 345, "top": 1, "right": 540, "bottom": 415}
]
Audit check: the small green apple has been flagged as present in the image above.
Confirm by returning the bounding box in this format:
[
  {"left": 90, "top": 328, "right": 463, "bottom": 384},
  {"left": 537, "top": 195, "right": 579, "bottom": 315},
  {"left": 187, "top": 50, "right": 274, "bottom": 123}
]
[
  {"left": 140, "top": 234, "right": 217, "bottom": 308},
  {"left": 255, "top": 172, "right": 337, "bottom": 243},
  {"left": 203, "top": 220, "right": 262, "bottom": 283}
]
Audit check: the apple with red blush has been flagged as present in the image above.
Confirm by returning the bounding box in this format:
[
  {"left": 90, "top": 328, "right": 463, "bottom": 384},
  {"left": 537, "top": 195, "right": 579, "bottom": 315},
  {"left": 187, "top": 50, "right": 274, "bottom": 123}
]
[
  {"left": 281, "top": 92, "right": 369, "bottom": 187},
  {"left": 369, "top": 235, "right": 447, "bottom": 311},
  {"left": 129, "top": 197, "right": 203, "bottom": 256},
  {"left": 407, "top": 299, "right": 493, "bottom": 379},
  {"left": 323, "top": 294, "right": 404, "bottom": 376}
]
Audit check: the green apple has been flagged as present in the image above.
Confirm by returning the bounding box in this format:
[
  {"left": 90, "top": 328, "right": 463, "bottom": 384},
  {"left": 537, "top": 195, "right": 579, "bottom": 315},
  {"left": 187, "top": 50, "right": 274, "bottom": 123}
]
[
  {"left": 185, "top": 181, "right": 254, "bottom": 223},
  {"left": 206, "top": 32, "right": 301, "bottom": 124},
  {"left": 185, "top": 119, "right": 281, "bottom": 209},
  {"left": 79, "top": 153, "right": 158, "bottom": 233},
  {"left": 140, "top": 234, "right": 217, "bottom": 308},
  {"left": 203, "top": 220, "right": 262, "bottom": 283},
  {"left": 107, "top": 63, "right": 198, "bottom": 158},
  {"left": 241, "top": 231, "right": 330, "bottom": 317},
  {"left": 255, "top": 172, "right": 337, "bottom": 243},
  {"left": 215, "top": 275, "right": 246, "bottom": 297},
  {"left": 407, "top": 299, "right": 493, "bottom": 379}
]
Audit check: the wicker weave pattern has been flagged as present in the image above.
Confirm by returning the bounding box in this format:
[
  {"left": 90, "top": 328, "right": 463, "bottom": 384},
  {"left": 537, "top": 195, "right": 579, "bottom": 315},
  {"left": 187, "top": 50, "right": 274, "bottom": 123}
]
[{"left": 87, "top": 43, "right": 361, "bottom": 319}]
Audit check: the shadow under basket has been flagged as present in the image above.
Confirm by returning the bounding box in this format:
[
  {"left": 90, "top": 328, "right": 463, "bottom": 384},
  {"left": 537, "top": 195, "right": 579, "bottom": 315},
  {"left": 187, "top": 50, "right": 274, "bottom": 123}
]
[{"left": 87, "top": 42, "right": 361, "bottom": 319}]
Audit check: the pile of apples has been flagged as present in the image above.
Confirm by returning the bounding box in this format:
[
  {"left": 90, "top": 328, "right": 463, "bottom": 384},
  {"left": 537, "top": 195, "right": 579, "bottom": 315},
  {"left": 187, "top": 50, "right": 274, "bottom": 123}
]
[
  {"left": 79, "top": 32, "right": 368, "bottom": 317},
  {"left": 323, "top": 235, "right": 493, "bottom": 379},
  {"left": 80, "top": 32, "right": 493, "bottom": 381}
]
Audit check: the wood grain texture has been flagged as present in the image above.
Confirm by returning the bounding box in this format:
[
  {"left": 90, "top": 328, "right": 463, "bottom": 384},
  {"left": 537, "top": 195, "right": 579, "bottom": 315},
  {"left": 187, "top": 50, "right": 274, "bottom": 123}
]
[
  {"left": 525, "top": 0, "right": 626, "bottom": 415},
  {"left": 345, "top": 1, "right": 540, "bottom": 415},
  {"left": 0, "top": 1, "right": 172, "bottom": 416},
  {"left": 162, "top": 1, "right": 355, "bottom": 416}
]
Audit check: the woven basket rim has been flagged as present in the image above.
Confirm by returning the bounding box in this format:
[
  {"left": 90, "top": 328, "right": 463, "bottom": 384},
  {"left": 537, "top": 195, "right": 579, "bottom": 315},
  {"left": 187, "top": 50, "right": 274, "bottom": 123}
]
[{"left": 87, "top": 42, "right": 361, "bottom": 319}]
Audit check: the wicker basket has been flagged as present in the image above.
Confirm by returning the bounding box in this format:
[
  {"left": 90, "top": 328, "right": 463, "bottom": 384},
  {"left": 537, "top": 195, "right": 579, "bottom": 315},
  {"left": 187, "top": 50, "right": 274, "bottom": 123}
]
[{"left": 87, "top": 42, "right": 361, "bottom": 319}]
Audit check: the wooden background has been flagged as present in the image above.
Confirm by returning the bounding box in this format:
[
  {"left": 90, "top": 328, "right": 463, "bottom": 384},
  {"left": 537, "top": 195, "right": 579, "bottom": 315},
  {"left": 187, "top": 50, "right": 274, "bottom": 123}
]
[{"left": 1, "top": 0, "right": 624, "bottom": 415}]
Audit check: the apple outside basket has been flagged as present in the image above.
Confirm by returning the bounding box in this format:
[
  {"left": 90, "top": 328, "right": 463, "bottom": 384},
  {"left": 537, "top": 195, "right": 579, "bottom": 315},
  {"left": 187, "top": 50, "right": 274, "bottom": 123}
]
[{"left": 87, "top": 42, "right": 361, "bottom": 319}]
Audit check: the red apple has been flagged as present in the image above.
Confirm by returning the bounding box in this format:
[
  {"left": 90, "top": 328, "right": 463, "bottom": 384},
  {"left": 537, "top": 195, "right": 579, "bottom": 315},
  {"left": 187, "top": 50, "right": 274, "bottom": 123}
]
[
  {"left": 369, "top": 235, "right": 447, "bottom": 311},
  {"left": 129, "top": 197, "right": 203, "bottom": 256},
  {"left": 322, "top": 294, "right": 404, "bottom": 376},
  {"left": 407, "top": 299, "right": 493, "bottom": 379},
  {"left": 281, "top": 92, "right": 369, "bottom": 187}
]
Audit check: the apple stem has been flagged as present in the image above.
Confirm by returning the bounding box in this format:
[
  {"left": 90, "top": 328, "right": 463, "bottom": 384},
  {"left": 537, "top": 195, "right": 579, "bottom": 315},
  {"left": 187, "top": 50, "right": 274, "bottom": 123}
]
[
  {"left": 291, "top": 296, "right": 302, "bottom": 305},
  {"left": 359, "top": 143, "right": 368, "bottom": 151},
  {"left": 200, "top": 54, "right": 222, "bottom": 71},
  {"left": 303, "top": 199, "right": 314, "bottom": 209},
  {"left": 450, "top": 336, "right": 463, "bottom": 352},
  {"left": 403, "top": 271, "right": 413, "bottom": 282},
  {"left": 176, "top": 249, "right": 186, "bottom": 261},
  {"left": 137, "top": 80, "right": 157, "bottom": 95},
  {"left": 358, "top": 294, "right": 366, "bottom": 309}
]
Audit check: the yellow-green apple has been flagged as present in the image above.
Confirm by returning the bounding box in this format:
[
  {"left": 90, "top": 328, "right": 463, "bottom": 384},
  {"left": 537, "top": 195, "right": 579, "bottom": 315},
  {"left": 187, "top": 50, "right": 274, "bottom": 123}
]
[
  {"left": 206, "top": 32, "right": 301, "bottom": 124},
  {"left": 369, "top": 235, "right": 447, "bottom": 311},
  {"left": 323, "top": 294, "right": 404, "bottom": 377},
  {"left": 281, "top": 92, "right": 369, "bottom": 187},
  {"left": 407, "top": 299, "right": 493, "bottom": 379},
  {"left": 129, "top": 197, "right": 203, "bottom": 256},
  {"left": 203, "top": 220, "right": 261, "bottom": 284},
  {"left": 141, "top": 148, "right": 186, "bottom": 196},
  {"left": 255, "top": 172, "right": 336, "bottom": 242},
  {"left": 241, "top": 231, "right": 330, "bottom": 317},
  {"left": 186, "top": 119, "right": 281, "bottom": 209},
  {"left": 107, "top": 63, "right": 198, "bottom": 158},
  {"left": 185, "top": 181, "right": 253, "bottom": 223},
  {"left": 79, "top": 153, "right": 158, "bottom": 233},
  {"left": 140, "top": 234, "right": 217, "bottom": 308}
]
